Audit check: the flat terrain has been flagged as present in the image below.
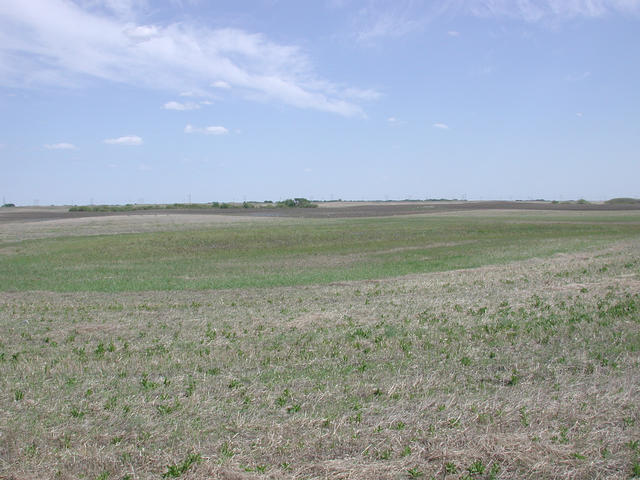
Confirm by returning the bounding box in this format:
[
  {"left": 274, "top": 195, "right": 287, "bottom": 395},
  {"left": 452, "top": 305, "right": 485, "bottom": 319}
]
[
  {"left": 1, "top": 205, "right": 639, "bottom": 479},
  {"left": 2, "top": 201, "right": 640, "bottom": 225}
]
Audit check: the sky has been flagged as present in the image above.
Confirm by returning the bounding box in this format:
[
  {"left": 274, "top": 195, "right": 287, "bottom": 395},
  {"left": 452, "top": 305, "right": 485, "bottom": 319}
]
[{"left": 1, "top": 0, "right": 639, "bottom": 205}]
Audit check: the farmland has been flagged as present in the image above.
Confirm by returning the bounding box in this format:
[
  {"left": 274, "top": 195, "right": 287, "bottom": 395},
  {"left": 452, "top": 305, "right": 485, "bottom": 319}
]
[{"left": 1, "top": 203, "right": 639, "bottom": 479}]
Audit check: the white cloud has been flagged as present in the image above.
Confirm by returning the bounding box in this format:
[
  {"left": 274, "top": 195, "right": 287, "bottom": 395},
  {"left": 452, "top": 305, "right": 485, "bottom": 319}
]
[
  {"left": 184, "top": 124, "right": 229, "bottom": 135},
  {"left": 163, "top": 101, "right": 201, "bottom": 111},
  {"left": 0, "top": 1, "right": 374, "bottom": 116},
  {"left": 104, "top": 135, "right": 143, "bottom": 145},
  {"left": 447, "top": 30, "right": 460, "bottom": 36},
  {"left": 433, "top": 123, "right": 449, "bottom": 129},
  {"left": 211, "top": 80, "right": 231, "bottom": 89},
  {"left": 124, "top": 24, "right": 159, "bottom": 42},
  {"left": 576, "top": 112, "right": 583, "bottom": 117},
  {"left": 387, "top": 116, "right": 406, "bottom": 126},
  {"left": 44, "top": 142, "right": 77, "bottom": 150}
]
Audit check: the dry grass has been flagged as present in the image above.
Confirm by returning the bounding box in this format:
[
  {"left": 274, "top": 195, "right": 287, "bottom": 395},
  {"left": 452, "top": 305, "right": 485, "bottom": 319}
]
[
  {"left": 0, "top": 212, "right": 281, "bottom": 243},
  {"left": 1, "top": 235, "right": 639, "bottom": 479}
]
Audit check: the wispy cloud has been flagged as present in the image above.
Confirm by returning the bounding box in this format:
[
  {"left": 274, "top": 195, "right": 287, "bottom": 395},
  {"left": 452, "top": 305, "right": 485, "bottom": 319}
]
[
  {"left": 433, "top": 123, "right": 449, "bottom": 129},
  {"left": 343, "top": 87, "right": 382, "bottom": 101},
  {"left": 163, "top": 101, "right": 201, "bottom": 111},
  {"left": 565, "top": 71, "right": 591, "bottom": 82},
  {"left": 184, "top": 124, "right": 229, "bottom": 135},
  {"left": 104, "top": 135, "right": 143, "bottom": 145},
  {"left": 352, "top": 2, "right": 426, "bottom": 42},
  {"left": 341, "top": 0, "right": 639, "bottom": 42},
  {"left": 44, "top": 142, "right": 77, "bottom": 150},
  {"left": 0, "top": 1, "right": 375, "bottom": 116},
  {"left": 444, "top": 0, "right": 640, "bottom": 22}
]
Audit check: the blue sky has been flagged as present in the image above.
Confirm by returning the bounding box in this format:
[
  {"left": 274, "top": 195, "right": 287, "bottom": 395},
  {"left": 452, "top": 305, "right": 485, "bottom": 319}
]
[{"left": 1, "top": 0, "right": 639, "bottom": 205}]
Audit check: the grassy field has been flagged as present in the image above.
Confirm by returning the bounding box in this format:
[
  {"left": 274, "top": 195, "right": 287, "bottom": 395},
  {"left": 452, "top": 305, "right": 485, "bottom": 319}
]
[
  {"left": 1, "top": 209, "right": 639, "bottom": 479},
  {"left": 2, "top": 212, "right": 640, "bottom": 292}
]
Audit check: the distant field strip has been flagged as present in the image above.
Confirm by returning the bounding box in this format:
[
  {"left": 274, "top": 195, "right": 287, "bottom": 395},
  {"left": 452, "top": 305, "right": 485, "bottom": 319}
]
[{"left": 1, "top": 212, "right": 640, "bottom": 292}]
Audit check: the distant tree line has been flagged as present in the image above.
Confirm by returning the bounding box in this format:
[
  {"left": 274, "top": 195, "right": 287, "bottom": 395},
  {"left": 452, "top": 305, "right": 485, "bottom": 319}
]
[{"left": 68, "top": 198, "right": 319, "bottom": 212}]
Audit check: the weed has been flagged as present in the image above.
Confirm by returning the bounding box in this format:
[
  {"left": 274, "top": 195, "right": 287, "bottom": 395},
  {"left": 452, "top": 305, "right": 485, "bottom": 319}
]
[
  {"left": 70, "top": 406, "right": 85, "bottom": 418},
  {"left": 468, "top": 460, "right": 485, "bottom": 475},
  {"left": 407, "top": 467, "right": 424, "bottom": 478},
  {"left": 162, "top": 453, "right": 201, "bottom": 478},
  {"left": 140, "top": 373, "right": 157, "bottom": 390},
  {"left": 445, "top": 462, "right": 457, "bottom": 474},
  {"left": 219, "top": 442, "right": 234, "bottom": 461},
  {"left": 156, "top": 400, "right": 181, "bottom": 415},
  {"left": 378, "top": 449, "right": 392, "bottom": 460},
  {"left": 184, "top": 378, "right": 196, "bottom": 397},
  {"left": 519, "top": 406, "right": 530, "bottom": 427},
  {"left": 104, "top": 396, "right": 118, "bottom": 410}
]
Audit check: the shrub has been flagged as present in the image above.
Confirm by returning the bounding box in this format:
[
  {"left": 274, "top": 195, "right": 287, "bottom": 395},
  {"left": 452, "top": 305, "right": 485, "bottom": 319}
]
[{"left": 276, "top": 198, "right": 317, "bottom": 208}]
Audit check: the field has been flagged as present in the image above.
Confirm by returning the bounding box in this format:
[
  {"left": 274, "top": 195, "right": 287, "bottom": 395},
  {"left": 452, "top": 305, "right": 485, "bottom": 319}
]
[{"left": 1, "top": 203, "right": 639, "bottom": 479}]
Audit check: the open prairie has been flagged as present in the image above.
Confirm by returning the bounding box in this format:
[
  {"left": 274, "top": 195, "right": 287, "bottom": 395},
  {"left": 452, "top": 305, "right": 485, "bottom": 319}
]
[{"left": 1, "top": 204, "right": 639, "bottom": 479}]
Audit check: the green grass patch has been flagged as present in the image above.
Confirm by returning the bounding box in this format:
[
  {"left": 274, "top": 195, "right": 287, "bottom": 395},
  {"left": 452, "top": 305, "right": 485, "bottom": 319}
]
[{"left": 1, "top": 213, "right": 639, "bottom": 292}]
